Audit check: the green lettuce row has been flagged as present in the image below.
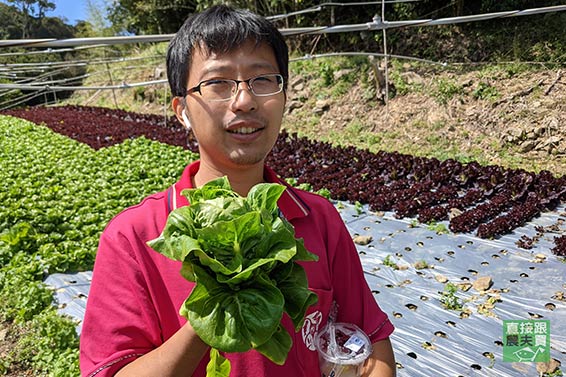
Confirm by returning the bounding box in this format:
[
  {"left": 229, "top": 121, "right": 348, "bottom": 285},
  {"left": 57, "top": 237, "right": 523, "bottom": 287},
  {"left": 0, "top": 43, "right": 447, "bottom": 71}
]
[{"left": 0, "top": 115, "right": 197, "bottom": 375}]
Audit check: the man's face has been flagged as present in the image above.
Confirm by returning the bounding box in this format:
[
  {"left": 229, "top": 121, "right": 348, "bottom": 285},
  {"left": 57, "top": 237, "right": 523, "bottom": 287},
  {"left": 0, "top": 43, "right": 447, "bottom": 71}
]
[{"left": 180, "top": 40, "right": 286, "bottom": 172}]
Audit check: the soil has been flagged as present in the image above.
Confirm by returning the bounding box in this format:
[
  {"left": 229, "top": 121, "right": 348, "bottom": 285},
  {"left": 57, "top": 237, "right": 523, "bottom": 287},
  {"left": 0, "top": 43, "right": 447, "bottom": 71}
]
[
  {"left": 282, "top": 67, "right": 566, "bottom": 177},
  {"left": 0, "top": 321, "right": 35, "bottom": 376}
]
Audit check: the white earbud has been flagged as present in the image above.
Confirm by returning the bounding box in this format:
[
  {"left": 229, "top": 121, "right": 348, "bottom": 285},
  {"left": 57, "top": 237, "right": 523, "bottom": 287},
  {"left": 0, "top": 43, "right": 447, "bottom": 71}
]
[{"left": 181, "top": 109, "right": 192, "bottom": 130}]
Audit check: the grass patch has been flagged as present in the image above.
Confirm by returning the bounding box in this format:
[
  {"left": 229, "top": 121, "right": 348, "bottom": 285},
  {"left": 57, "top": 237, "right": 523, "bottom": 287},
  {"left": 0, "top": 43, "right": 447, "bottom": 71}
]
[{"left": 432, "top": 77, "right": 465, "bottom": 105}]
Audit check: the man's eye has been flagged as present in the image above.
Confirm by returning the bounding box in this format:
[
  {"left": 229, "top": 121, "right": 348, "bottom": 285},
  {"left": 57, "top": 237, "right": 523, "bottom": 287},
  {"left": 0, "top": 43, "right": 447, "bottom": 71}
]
[
  {"left": 202, "top": 80, "right": 228, "bottom": 87},
  {"left": 254, "top": 75, "right": 274, "bottom": 83}
]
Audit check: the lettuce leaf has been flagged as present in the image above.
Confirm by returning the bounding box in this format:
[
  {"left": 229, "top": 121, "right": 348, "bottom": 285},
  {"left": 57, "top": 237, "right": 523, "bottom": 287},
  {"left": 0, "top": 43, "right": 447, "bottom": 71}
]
[
  {"left": 206, "top": 348, "right": 231, "bottom": 377},
  {"left": 148, "top": 176, "right": 319, "bottom": 374}
]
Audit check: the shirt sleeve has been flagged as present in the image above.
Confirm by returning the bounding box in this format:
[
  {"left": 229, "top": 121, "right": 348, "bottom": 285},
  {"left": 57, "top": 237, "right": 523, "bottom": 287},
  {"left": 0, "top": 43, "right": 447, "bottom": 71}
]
[
  {"left": 79, "top": 221, "right": 161, "bottom": 376},
  {"left": 327, "top": 205, "right": 394, "bottom": 344}
]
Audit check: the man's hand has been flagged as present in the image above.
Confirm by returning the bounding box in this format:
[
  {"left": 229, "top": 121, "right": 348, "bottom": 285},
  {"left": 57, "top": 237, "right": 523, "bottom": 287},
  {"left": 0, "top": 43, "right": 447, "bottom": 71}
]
[{"left": 115, "top": 321, "right": 209, "bottom": 377}]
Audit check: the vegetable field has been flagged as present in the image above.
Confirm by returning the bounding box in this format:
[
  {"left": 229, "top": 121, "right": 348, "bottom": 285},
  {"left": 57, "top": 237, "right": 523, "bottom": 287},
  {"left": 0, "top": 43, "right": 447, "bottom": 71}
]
[
  {"left": 0, "top": 112, "right": 196, "bottom": 375},
  {"left": 0, "top": 105, "right": 565, "bottom": 375}
]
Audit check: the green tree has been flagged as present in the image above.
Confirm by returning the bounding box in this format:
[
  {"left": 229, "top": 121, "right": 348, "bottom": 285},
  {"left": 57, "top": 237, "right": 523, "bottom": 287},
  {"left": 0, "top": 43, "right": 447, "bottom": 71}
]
[
  {"left": 7, "top": 0, "right": 55, "bottom": 38},
  {"left": 34, "top": 16, "right": 75, "bottom": 38},
  {"left": 107, "top": 0, "right": 304, "bottom": 35},
  {"left": 0, "top": 3, "right": 21, "bottom": 38},
  {"left": 83, "top": 0, "right": 119, "bottom": 36},
  {"left": 108, "top": 0, "right": 198, "bottom": 35}
]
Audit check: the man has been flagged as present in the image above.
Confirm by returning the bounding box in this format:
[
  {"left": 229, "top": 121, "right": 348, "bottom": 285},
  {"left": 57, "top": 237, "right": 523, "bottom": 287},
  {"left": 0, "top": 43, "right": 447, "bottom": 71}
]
[{"left": 80, "top": 5, "right": 395, "bottom": 376}]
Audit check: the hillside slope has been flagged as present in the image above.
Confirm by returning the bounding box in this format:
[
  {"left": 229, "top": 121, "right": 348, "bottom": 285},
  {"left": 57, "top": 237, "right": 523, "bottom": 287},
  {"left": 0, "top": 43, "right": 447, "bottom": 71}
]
[{"left": 282, "top": 64, "right": 565, "bottom": 177}]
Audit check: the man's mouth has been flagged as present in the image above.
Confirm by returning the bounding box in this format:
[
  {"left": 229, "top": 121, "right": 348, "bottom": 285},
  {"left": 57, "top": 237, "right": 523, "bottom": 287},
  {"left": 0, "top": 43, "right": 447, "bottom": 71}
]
[{"left": 228, "top": 127, "right": 261, "bottom": 135}]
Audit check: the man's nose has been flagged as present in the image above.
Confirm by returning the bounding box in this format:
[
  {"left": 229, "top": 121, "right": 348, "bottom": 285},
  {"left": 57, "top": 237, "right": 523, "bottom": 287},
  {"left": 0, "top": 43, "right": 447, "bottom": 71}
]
[{"left": 230, "top": 82, "right": 257, "bottom": 112}]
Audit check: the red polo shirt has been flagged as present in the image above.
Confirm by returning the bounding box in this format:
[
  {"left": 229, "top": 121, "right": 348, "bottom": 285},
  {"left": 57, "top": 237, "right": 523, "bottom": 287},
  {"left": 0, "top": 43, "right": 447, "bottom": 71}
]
[{"left": 80, "top": 161, "right": 393, "bottom": 376}]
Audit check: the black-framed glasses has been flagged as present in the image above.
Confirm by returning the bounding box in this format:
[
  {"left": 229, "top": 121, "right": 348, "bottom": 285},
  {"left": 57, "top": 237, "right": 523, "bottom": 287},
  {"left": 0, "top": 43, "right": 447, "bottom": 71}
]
[{"left": 186, "top": 73, "right": 284, "bottom": 102}]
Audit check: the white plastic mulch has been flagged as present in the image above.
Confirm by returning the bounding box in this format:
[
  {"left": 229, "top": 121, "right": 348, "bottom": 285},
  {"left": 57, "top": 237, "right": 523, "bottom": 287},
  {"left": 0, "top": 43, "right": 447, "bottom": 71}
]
[{"left": 45, "top": 202, "right": 566, "bottom": 376}]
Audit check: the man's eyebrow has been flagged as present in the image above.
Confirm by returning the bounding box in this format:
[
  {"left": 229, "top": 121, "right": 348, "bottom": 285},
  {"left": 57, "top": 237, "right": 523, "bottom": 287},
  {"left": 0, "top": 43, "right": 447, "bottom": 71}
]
[
  {"left": 248, "top": 62, "right": 279, "bottom": 71},
  {"left": 202, "top": 62, "right": 278, "bottom": 76}
]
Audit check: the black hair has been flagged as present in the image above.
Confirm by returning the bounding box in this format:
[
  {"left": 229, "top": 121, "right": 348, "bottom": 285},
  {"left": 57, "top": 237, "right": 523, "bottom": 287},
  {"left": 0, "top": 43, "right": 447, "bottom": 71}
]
[{"left": 166, "top": 5, "right": 289, "bottom": 97}]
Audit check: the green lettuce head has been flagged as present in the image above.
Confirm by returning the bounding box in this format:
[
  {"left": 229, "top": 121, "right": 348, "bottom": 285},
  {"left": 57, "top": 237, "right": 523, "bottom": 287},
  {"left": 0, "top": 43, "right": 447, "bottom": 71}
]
[{"left": 148, "top": 176, "right": 319, "bottom": 376}]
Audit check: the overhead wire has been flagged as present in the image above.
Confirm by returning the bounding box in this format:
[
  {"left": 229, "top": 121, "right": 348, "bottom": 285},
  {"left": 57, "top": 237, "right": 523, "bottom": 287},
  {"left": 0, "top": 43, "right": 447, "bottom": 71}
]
[
  {"left": 0, "top": 61, "right": 161, "bottom": 85},
  {"left": 416, "top": 0, "right": 459, "bottom": 19},
  {"left": 266, "top": 0, "right": 421, "bottom": 21},
  {"left": 0, "top": 54, "right": 165, "bottom": 94},
  {"left": 0, "top": 90, "right": 47, "bottom": 109},
  {"left": 0, "top": 54, "right": 163, "bottom": 70},
  {"left": 0, "top": 57, "right": 168, "bottom": 109},
  {"left": 279, "top": 5, "right": 566, "bottom": 35},
  {"left": 0, "top": 44, "right": 113, "bottom": 58},
  {"left": 0, "top": 35, "right": 174, "bottom": 49},
  {"left": 1, "top": 5, "right": 565, "bottom": 48},
  {"left": 0, "top": 79, "right": 167, "bottom": 91},
  {"left": 0, "top": 65, "right": 168, "bottom": 109},
  {"left": 291, "top": 51, "right": 446, "bottom": 65}
]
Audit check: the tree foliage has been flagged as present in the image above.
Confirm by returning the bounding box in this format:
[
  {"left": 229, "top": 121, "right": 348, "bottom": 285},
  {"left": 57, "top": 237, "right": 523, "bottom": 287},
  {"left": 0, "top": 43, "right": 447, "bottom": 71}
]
[
  {"left": 102, "top": 0, "right": 566, "bottom": 62},
  {"left": 0, "top": 1, "right": 75, "bottom": 39},
  {"left": 5, "top": 0, "right": 55, "bottom": 38},
  {"left": 106, "top": 0, "right": 299, "bottom": 35}
]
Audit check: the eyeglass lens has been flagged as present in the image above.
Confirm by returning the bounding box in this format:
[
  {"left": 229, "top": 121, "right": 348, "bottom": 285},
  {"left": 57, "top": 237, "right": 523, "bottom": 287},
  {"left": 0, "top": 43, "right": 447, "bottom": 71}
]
[{"left": 200, "top": 74, "right": 282, "bottom": 100}]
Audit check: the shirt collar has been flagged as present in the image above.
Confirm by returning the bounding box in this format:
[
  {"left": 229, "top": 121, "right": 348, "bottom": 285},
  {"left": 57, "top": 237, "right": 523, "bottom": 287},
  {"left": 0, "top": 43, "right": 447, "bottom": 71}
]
[{"left": 173, "top": 160, "right": 310, "bottom": 221}]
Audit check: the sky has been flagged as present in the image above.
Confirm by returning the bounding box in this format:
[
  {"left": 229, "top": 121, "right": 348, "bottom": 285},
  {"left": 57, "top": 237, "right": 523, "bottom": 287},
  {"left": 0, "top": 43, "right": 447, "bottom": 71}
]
[
  {"left": 0, "top": 0, "right": 89, "bottom": 25},
  {"left": 45, "top": 0, "right": 88, "bottom": 25}
]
